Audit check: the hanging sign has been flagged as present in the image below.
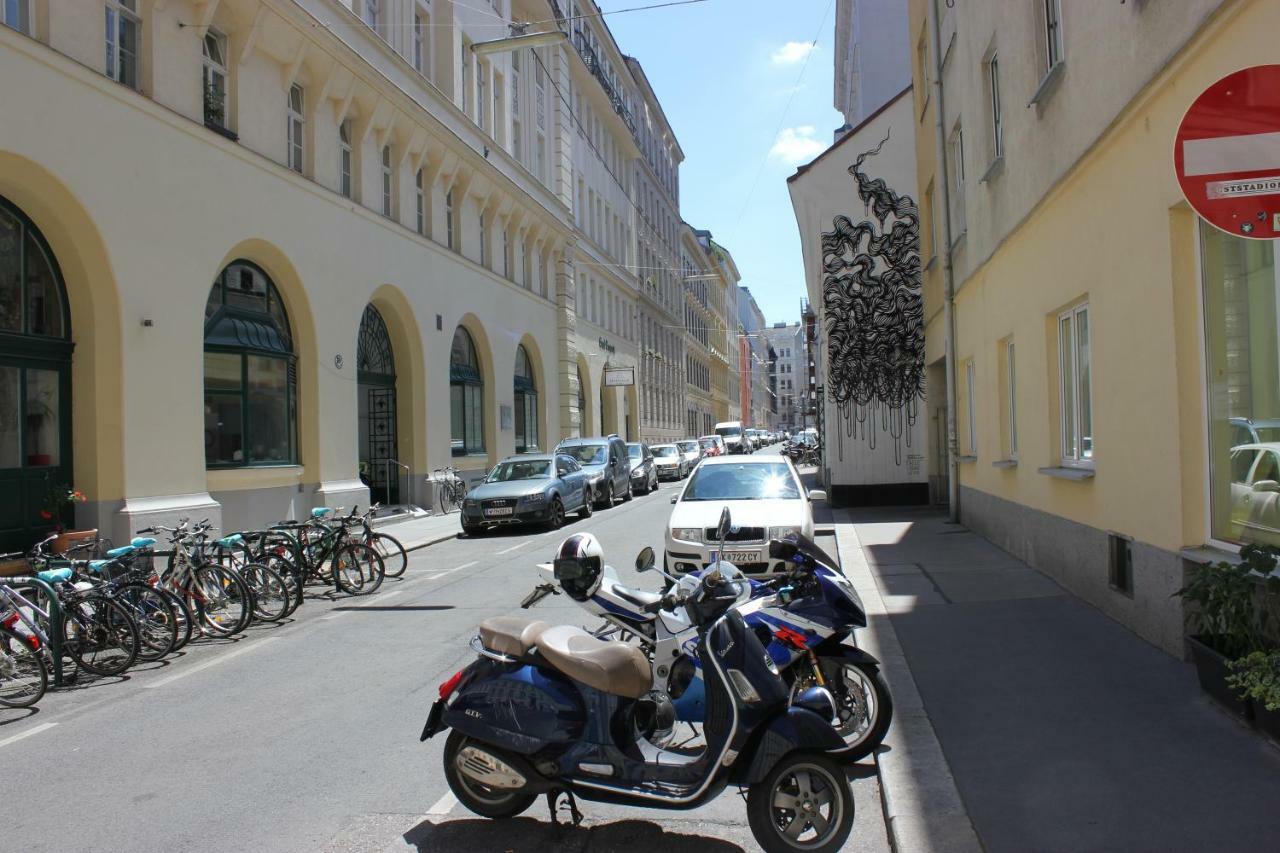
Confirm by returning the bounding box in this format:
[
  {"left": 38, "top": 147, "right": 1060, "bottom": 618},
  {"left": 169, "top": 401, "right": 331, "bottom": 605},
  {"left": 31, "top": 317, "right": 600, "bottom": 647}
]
[{"left": 1174, "top": 65, "right": 1280, "bottom": 239}]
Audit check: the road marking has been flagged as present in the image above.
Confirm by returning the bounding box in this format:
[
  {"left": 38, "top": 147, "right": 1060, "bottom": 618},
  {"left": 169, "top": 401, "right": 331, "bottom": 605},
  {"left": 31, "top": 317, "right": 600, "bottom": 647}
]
[
  {"left": 321, "top": 589, "right": 403, "bottom": 620},
  {"left": 497, "top": 541, "right": 528, "bottom": 554},
  {"left": 425, "top": 792, "right": 457, "bottom": 815},
  {"left": 143, "top": 638, "right": 278, "bottom": 688},
  {"left": 435, "top": 561, "right": 476, "bottom": 577},
  {"left": 0, "top": 722, "right": 57, "bottom": 750}
]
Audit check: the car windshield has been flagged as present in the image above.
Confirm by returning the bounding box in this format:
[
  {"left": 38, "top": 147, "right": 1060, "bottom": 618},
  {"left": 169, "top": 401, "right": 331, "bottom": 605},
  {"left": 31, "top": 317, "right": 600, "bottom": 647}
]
[
  {"left": 562, "top": 444, "right": 607, "bottom": 465},
  {"left": 681, "top": 462, "right": 800, "bottom": 501},
  {"left": 678, "top": 442, "right": 697, "bottom": 452},
  {"left": 653, "top": 446, "right": 678, "bottom": 457},
  {"left": 716, "top": 426, "right": 742, "bottom": 438},
  {"left": 487, "top": 460, "right": 551, "bottom": 482},
  {"left": 627, "top": 444, "right": 643, "bottom": 459}
]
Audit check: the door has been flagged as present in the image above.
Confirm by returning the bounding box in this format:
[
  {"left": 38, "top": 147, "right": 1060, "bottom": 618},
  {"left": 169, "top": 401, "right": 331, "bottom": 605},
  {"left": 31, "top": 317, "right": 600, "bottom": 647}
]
[{"left": 357, "top": 306, "right": 399, "bottom": 506}]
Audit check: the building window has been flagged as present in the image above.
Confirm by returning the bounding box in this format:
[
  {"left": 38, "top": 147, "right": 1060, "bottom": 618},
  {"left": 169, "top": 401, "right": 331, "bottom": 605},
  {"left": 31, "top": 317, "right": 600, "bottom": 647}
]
[
  {"left": 511, "top": 50, "right": 523, "bottom": 161},
  {"left": 1202, "top": 224, "right": 1280, "bottom": 547},
  {"left": 2, "top": 0, "right": 31, "bottom": 33},
  {"left": 202, "top": 30, "right": 228, "bottom": 129},
  {"left": 203, "top": 261, "right": 297, "bottom": 468},
  {"left": 950, "top": 125, "right": 964, "bottom": 190},
  {"left": 461, "top": 40, "right": 472, "bottom": 117},
  {"left": 1006, "top": 340, "right": 1017, "bottom": 458},
  {"left": 339, "top": 120, "right": 352, "bottom": 198},
  {"left": 988, "top": 55, "right": 1003, "bottom": 159},
  {"left": 105, "top": 0, "right": 140, "bottom": 89},
  {"left": 380, "top": 145, "right": 393, "bottom": 217},
  {"left": 477, "top": 59, "right": 488, "bottom": 131},
  {"left": 514, "top": 345, "right": 539, "bottom": 453},
  {"left": 534, "top": 53, "right": 546, "bottom": 131},
  {"left": 478, "top": 212, "right": 487, "bottom": 266},
  {"left": 413, "top": 6, "right": 429, "bottom": 77},
  {"left": 1058, "top": 302, "right": 1092, "bottom": 466},
  {"left": 965, "top": 360, "right": 977, "bottom": 456},
  {"left": 363, "top": 0, "right": 380, "bottom": 34},
  {"left": 415, "top": 169, "right": 426, "bottom": 235},
  {"left": 924, "top": 182, "right": 936, "bottom": 260},
  {"left": 450, "top": 327, "right": 485, "bottom": 456},
  {"left": 1044, "top": 0, "right": 1063, "bottom": 71},
  {"left": 287, "top": 84, "right": 304, "bottom": 174},
  {"left": 445, "top": 189, "right": 455, "bottom": 250},
  {"left": 502, "top": 228, "right": 510, "bottom": 279},
  {"left": 535, "top": 133, "right": 546, "bottom": 184}
]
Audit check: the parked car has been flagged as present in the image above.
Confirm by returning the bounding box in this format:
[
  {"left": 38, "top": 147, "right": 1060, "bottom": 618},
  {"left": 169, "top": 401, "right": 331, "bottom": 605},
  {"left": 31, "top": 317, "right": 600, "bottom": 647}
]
[
  {"left": 1229, "top": 442, "right": 1280, "bottom": 541},
  {"left": 1230, "top": 417, "right": 1280, "bottom": 447},
  {"left": 714, "top": 420, "right": 749, "bottom": 454},
  {"left": 460, "top": 454, "right": 592, "bottom": 535},
  {"left": 665, "top": 455, "right": 824, "bottom": 577},
  {"left": 676, "top": 439, "right": 702, "bottom": 472},
  {"left": 698, "top": 435, "right": 726, "bottom": 457},
  {"left": 626, "top": 442, "right": 659, "bottom": 494},
  {"left": 650, "top": 443, "right": 687, "bottom": 480},
  {"left": 554, "top": 435, "right": 632, "bottom": 508}
]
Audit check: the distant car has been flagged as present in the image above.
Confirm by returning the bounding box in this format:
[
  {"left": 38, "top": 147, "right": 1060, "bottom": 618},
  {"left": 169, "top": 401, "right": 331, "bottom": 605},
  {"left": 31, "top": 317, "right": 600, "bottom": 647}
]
[
  {"left": 554, "top": 435, "right": 632, "bottom": 508},
  {"left": 1229, "top": 442, "right": 1280, "bottom": 541},
  {"left": 715, "top": 420, "right": 748, "bottom": 454},
  {"left": 698, "top": 435, "right": 727, "bottom": 457},
  {"left": 676, "top": 439, "right": 702, "bottom": 472},
  {"left": 1230, "top": 417, "right": 1280, "bottom": 446},
  {"left": 626, "top": 442, "right": 658, "bottom": 494},
  {"left": 650, "top": 443, "right": 687, "bottom": 480},
  {"left": 460, "top": 454, "right": 592, "bottom": 535},
  {"left": 665, "top": 455, "right": 824, "bottom": 577}
]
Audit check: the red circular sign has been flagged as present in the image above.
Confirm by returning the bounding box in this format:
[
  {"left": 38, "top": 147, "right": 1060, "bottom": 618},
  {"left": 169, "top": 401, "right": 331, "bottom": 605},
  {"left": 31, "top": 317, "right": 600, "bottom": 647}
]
[{"left": 1174, "top": 65, "right": 1280, "bottom": 240}]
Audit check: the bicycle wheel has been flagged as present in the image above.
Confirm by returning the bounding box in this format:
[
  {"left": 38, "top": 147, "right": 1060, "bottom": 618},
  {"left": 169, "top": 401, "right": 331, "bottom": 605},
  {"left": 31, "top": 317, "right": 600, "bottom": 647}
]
[
  {"left": 115, "top": 583, "right": 179, "bottom": 661},
  {"left": 0, "top": 624, "right": 47, "bottom": 708},
  {"left": 368, "top": 532, "right": 408, "bottom": 578},
  {"left": 63, "top": 595, "right": 140, "bottom": 677},
  {"left": 156, "top": 586, "right": 195, "bottom": 651},
  {"left": 242, "top": 562, "right": 291, "bottom": 622},
  {"left": 438, "top": 480, "right": 457, "bottom": 514},
  {"left": 189, "top": 566, "right": 252, "bottom": 637},
  {"left": 262, "top": 551, "right": 303, "bottom": 616},
  {"left": 333, "top": 543, "right": 385, "bottom": 596}
]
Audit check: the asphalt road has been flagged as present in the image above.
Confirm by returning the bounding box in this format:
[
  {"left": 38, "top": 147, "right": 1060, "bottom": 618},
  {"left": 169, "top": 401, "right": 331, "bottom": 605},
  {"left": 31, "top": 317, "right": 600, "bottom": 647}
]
[{"left": 2, "top": 455, "right": 889, "bottom": 853}]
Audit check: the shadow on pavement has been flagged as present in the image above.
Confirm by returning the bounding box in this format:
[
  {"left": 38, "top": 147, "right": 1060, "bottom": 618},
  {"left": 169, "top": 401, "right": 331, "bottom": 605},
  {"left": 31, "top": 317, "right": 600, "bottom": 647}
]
[{"left": 402, "top": 816, "right": 745, "bottom": 852}]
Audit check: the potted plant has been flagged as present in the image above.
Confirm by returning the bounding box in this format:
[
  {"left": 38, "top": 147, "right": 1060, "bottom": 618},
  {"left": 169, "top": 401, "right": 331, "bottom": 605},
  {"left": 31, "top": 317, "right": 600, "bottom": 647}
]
[
  {"left": 40, "top": 481, "right": 89, "bottom": 553},
  {"left": 1227, "top": 650, "right": 1280, "bottom": 741},
  {"left": 1175, "top": 544, "right": 1279, "bottom": 719}
]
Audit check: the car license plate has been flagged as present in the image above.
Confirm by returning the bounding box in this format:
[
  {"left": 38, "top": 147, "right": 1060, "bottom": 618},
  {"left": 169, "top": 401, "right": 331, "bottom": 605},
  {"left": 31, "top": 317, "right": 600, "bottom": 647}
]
[
  {"left": 484, "top": 507, "right": 514, "bottom": 517},
  {"left": 711, "top": 550, "right": 760, "bottom": 564}
]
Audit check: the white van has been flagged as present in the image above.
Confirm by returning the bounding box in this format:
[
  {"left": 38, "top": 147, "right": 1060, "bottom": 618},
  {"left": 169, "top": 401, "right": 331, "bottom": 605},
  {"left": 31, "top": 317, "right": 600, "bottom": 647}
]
[{"left": 713, "top": 420, "right": 749, "bottom": 455}]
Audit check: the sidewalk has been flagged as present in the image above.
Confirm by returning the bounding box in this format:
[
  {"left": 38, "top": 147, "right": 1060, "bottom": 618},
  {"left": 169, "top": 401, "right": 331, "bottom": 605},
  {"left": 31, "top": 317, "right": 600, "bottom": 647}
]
[
  {"left": 837, "top": 506, "right": 1280, "bottom": 853},
  {"left": 374, "top": 511, "right": 460, "bottom": 551}
]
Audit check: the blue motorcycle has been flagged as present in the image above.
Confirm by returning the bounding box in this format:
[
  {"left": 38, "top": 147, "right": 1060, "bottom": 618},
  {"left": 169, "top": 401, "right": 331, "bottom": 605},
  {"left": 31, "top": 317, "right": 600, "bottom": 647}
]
[{"left": 422, "top": 510, "right": 857, "bottom": 853}]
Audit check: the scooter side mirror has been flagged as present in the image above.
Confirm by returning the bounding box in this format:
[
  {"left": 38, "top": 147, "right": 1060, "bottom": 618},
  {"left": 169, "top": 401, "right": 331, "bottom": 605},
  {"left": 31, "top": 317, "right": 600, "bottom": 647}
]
[
  {"left": 716, "top": 507, "right": 732, "bottom": 543},
  {"left": 635, "top": 546, "right": 656, "bottom": 573}
]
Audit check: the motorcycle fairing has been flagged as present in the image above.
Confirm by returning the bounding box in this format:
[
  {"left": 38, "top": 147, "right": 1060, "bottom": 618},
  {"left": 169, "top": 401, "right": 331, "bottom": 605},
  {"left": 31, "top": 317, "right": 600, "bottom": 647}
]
[
  {"left": 441, "top": 659, "right": 586, "bottom": 754},
  {"left": 728, "top": 704, "right": 849, "bottom": 786}
]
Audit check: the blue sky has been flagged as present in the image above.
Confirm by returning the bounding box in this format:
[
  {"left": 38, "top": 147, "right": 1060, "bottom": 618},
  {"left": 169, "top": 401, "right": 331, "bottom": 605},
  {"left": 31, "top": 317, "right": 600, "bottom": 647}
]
[{"left": 607, "top": 0, "right": 842, "bottom": 326}]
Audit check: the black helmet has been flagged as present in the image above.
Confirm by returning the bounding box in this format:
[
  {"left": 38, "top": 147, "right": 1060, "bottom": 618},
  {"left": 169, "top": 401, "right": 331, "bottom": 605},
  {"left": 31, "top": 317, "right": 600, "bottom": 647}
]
[{"left": 554, "top": 532, "right": 604, "bottom": 601}]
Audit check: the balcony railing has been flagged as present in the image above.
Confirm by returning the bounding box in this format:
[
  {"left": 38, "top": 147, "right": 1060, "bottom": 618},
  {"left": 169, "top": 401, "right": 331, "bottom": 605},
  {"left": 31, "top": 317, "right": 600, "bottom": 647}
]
[{"left": 572, "top": 29, "right": 639, "bottom": 140}]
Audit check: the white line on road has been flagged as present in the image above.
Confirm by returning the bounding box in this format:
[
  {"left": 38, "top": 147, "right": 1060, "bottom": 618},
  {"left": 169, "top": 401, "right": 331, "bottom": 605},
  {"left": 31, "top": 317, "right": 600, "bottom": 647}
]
[
  {"left": 425, "top": 792, "right": 457, "bottom": 816},
  {"left": 143, "top": 638, "right": 279, "bottom": 689},
  {"left": 497, "top": 541, "right": 528, "bottom": 554},
  {"left": 0, "top": 722, "right": 57, "bottom": 750},
  {"left": 321, "top": 589, "right": 404, "bottom": 620}
]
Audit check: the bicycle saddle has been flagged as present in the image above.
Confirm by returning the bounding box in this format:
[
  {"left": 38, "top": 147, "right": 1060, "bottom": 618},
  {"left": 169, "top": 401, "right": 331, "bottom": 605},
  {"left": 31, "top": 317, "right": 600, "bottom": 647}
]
[
  {"left": 106, "top": 545, "right": 136, "bottom": 559},
  {"left": 87, "top": 560, "right": 111, "bottom": 574},
  {"left": 311, "top": 507, "right": 333, "bottom": 519},
  {"left": 216, "top": 534, "right": 244, "bottom": 548},
  {"left": 130, "top": 537, "right": 157, "bottom": 548},
  {"left": 36, "top": 567, "right": 73, "bottom": 584}
]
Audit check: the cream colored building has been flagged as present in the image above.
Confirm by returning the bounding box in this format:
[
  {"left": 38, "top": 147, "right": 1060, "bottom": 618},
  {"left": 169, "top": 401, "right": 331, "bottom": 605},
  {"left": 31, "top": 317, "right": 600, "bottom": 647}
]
[
  {"left": 0, "top": 0, "right": 728, "bottom": 550},
  {"left": 909, "top": 0, "right": 1275, "bottom": 656},
  {"left": 680, "top": 223, "right": 716, "bottom": 437}
]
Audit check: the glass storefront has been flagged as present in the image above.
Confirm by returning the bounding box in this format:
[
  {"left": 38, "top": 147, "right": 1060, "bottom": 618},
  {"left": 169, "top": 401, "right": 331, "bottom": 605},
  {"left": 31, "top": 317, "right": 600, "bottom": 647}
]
[{"left": 1203, "top": 222, "right": 1280, "bottom": 546}]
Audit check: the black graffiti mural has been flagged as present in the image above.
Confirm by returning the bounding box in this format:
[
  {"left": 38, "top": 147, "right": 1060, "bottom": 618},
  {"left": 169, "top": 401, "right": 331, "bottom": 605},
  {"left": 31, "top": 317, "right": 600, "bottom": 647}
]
[{"left": 821, "top": 131, "right": 924, "bottom": 464}]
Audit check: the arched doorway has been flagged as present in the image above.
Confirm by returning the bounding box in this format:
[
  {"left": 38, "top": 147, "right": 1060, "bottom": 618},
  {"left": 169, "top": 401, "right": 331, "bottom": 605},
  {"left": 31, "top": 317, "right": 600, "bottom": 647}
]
[
  {"left": 0, "top": 195, "right": 72, "bottom": 551},
  {"left": 450, "top": 326, "right": 485, "bottom": 457},
  {"left": 514, "top": 345, "right": 538, "bottom": 452},
  {"left": 358, "top": 305, "right": 399, "bottom": 505}
]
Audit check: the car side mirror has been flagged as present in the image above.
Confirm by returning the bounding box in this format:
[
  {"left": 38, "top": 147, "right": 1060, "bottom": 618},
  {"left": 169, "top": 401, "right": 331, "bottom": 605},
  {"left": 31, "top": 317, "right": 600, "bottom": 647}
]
[
  {"left": 808, "top": 489, "right": 827, "bottom": 502},
  {"left": 635, "top": 546, "right": 656, "bottom": 573},
  {"left": 1253, "top": 480, "right": 1280, "bottom": 494}
]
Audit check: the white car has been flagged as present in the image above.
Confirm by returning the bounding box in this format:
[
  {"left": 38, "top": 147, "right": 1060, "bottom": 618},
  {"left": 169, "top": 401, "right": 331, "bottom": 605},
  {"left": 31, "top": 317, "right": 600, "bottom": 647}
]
[
  {"left": 650, "top": 443, "right": 688, "bottom": 480},
  {"left": 665, "top": 455, "right": 824, "bottom": 577},
  {"left": 676, "top": 439, "right": 703, "bottom": 472},
  {"left": 1229, "top": 442, "right": 1280, "bottom": 541}
]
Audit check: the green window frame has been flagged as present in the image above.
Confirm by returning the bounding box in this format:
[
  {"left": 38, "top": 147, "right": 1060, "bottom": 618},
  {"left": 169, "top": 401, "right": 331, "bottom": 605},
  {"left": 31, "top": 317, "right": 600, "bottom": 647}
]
[
  {"left": 450, "top": 326, "right": 485, "bottom": 456},
  {"left": 203, "top": 260, "right": 298, "bottom": 468},
  {"left": 514, "top": 344, "right": 538, "bottom": 453}
]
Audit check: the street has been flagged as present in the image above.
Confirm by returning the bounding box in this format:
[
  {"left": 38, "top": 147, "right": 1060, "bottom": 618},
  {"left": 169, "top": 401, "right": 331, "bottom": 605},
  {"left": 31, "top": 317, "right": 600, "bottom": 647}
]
[{"left": 0, "top": 470, "right": 889, "bottom": 853}]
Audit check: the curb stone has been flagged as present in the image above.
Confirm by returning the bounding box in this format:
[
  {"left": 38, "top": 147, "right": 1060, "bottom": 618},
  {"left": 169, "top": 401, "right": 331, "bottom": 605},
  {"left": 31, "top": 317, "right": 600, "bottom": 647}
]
[{"left": 835, "top": 512, "right": 984, "bottom": 853}]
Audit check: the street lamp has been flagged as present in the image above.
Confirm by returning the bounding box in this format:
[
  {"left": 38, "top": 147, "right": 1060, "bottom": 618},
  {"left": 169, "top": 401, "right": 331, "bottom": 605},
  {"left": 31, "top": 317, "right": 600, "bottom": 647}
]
[{"left": 471, "top": 30, "right": 569, "bottom": 57}]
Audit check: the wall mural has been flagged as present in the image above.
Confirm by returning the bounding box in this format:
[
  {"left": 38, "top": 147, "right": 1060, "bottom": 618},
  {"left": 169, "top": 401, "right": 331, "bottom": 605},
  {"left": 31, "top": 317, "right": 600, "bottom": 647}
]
[{"left": 820, "top": 131, "right": 924, "bottom": 464}]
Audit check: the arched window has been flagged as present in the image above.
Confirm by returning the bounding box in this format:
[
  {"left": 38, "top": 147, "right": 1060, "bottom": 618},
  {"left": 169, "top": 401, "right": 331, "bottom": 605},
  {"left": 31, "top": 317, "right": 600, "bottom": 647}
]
[
  {"left": 514, "top": 345, "right": 538, "bottom": 452},
  {"left": 450, "top": 326, "right": 484, "bottom": 456},
  {"left": 203, "top": 260, "right": 296, "bottom": 467}
]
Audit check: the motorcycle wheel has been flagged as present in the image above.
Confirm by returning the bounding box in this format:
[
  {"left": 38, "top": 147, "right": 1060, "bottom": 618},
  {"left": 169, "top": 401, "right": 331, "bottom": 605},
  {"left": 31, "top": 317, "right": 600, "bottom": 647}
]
[
  {"left": 747, "top": 752, "right": 853, "bottom": 853},
  {"left": 443, "top": 731, "right": 537, "bottom": 819},
  {"left": 819, "top": 660, "right": 894, "bottom": 761}
]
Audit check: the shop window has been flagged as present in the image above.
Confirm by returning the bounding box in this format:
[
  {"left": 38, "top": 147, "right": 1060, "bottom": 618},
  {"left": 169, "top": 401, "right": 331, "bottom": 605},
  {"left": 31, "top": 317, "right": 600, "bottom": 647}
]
[
  {"left": 514, "top": 345, "right": 538, "bottom": 453},
  {"left": 450, "top": 327, "right": 484, "bottom": 456},
  {"left": 1203, "top": 224, "right": 1280, "bottom": 546},
  {"left": 203, "top": 261, "right": 297, "bottom": 467}
]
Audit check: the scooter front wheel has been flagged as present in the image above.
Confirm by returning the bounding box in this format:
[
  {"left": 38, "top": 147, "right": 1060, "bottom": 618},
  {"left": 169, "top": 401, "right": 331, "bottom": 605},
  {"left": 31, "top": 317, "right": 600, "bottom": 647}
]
[
  {"left": 443, "top": 731, "right": 537, "bottom": 819},
  {"left": 747, "top": 752, "right": 854, "bottom": 853}
]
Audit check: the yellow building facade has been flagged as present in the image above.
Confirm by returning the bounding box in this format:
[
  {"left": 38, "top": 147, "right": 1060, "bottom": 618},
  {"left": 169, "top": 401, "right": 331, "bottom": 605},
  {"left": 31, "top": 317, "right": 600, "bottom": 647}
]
[{"left": 909, "top": 0, "right": 1278, "bottom": 655}]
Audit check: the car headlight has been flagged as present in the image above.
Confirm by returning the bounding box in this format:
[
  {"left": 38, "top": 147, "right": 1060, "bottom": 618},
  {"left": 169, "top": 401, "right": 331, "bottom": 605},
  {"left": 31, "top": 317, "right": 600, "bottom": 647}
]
[
  {"left": 463, "top": 499, "right": 478, "bottom": 509},
  {"left": 768, "top": 525, "right": 802, "bottom": 540},
  {"left": 673, "top": 527, "right": 703, "bottom": 543},
  {"left": 521, "top": 493, "right": 547, "bottom": 506}
]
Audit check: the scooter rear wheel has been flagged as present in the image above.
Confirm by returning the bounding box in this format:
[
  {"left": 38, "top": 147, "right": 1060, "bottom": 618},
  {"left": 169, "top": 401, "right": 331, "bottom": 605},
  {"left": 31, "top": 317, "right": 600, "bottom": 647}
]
[
  {"left": 443, "top": 731, "right": 537, "bottom": 819},
  {"left": 747, "top": 752, "right": 853, "bottom": 853}
]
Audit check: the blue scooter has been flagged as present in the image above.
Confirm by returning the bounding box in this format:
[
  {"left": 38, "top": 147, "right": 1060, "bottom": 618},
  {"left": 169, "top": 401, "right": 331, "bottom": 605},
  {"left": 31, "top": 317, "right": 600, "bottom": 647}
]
[{"left": 421, "top": 509, "right": 857, "bottom": 853}]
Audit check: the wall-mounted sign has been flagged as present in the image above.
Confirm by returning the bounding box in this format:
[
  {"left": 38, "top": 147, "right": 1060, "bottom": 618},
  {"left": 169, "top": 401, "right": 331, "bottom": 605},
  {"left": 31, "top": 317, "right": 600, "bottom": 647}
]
[
  {"left": 500, "top": 404, "right": 513, "bottom": 430},
  {"left": 598, "top": 337, "right": 616, "bottom": 354},
  {"left": 1175, "top": 65, "right": 1280, "bottom": 239},
  {"left": 603, "top": 367, "right": 635, "bottom": 387}
]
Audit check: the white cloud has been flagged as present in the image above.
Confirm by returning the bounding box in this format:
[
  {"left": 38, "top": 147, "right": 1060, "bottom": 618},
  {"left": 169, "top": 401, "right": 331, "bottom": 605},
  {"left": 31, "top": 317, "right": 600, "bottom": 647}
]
[
  {"left": 771, "top": 41, "right": 817, "bottom": 66},
  {"left": 770, "top": 126, "right": 825, "bottom": 165}
]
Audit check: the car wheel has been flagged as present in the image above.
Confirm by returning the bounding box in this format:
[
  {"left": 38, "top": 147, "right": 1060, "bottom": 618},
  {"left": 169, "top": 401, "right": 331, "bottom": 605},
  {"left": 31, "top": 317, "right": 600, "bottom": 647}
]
[
  {"left": 578, "top": 490, "right": 593, "bottom": 519},
  {"left": 623, "top": 482, "right": 633, "bottom": 502},
  {"left": 650, "top": 471, "right": 658, "bottom": 492},
  {"left": 597, "top": 482, "right": 614, "bottom": 509},
  {"left": 546, "top": 498, "right": 565, "bottom": 530}
]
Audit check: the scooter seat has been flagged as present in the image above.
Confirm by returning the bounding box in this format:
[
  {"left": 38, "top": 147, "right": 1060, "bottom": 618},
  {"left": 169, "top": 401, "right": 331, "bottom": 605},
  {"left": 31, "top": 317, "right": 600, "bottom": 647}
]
[
  {"left": 611, "top": 583, "right": 661, "bottom": 610},
  {"left": 537, "top": 625, "right": 652, "bottom": 700},
  {"left": 479, "top": 615, "right": 549, "bottom": 657}
]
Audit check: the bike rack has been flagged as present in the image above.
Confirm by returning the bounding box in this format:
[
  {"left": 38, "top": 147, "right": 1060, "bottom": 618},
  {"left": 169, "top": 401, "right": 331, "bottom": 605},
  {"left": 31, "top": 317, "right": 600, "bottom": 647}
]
[{"left": 6, "top": 576, "right": 65, "bottom": 687}]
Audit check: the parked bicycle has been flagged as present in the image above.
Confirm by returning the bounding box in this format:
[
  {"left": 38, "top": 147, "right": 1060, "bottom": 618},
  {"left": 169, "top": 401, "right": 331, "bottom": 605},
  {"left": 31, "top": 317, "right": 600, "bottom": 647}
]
[
  {"left": 431, "top": 467, "right": 468, "bottom": 514},
  {"left": 262, "top": 507, "right": 386, "bottom": 596}
]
